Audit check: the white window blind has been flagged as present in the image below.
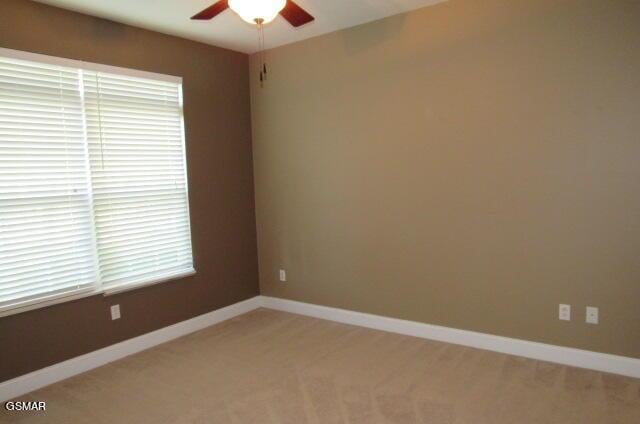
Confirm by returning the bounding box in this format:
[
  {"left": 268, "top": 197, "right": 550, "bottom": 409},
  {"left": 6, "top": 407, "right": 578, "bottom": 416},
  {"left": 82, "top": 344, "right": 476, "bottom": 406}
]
[
  {"left": 0, "top": 49, "right": 194, "bottom": 314},
  {"left": 83, "top": 71, "right": 193, "bottom": 291},
  {"left": 0, "top": 56, "right": 97, "bottom": 310}
]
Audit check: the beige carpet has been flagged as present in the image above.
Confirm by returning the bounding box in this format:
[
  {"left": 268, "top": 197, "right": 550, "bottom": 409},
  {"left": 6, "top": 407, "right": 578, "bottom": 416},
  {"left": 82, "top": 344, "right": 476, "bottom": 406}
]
[{"left": 2, "top": 308, "right": 639, "bottom": 423}]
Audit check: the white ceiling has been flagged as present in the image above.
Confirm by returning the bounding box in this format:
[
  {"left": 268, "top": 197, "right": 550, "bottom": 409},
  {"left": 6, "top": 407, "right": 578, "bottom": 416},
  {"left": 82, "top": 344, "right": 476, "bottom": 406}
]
[{"left": 33, "top": 0, "right": 446, "bottom": 54}]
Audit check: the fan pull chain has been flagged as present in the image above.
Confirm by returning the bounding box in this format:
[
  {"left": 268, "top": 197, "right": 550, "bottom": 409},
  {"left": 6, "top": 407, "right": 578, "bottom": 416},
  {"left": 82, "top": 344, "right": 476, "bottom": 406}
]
[
  {"left": 257, "top": 20, "right": 267, "bottom": 88},
  {"left": 262, "top": 23, "right": 267, "bottom": 81}
]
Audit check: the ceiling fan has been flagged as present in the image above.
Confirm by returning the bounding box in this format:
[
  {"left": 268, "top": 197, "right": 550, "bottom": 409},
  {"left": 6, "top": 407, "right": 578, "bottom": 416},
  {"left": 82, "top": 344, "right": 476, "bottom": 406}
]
[
  {"left": 191, "top": 1, "right": 315, "bottom": 86},
  {"left": 191, "top": 0, "right": 314, "bottom": 28}
]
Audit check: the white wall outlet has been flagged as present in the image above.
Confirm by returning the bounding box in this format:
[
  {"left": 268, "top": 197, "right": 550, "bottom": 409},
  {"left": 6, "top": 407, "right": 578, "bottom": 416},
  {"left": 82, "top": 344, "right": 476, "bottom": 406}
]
[
  {"left": 586, "top": 306, "right": 599, "bottom": 324},
  {"left": 110, "top": 304, "right": 121, "bottom": 320},
  {"left": 559, "top": 304, "right": 571, "bottom": 321},
  {"left": 279, "top": 269, "right": 287, "bottom": 282}
]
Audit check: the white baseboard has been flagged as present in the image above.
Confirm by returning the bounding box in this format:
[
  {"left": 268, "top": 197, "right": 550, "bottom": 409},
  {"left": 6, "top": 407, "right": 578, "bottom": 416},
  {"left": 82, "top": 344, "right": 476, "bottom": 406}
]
[
  {"left": 261, "top": 296, "right": 640, "bottom": 379},
  {"left": 3, "top": 294, "right": 638, "bottom": 402},
  {"left": 0, "top": 296, "right": 262, "bottom": 402}
]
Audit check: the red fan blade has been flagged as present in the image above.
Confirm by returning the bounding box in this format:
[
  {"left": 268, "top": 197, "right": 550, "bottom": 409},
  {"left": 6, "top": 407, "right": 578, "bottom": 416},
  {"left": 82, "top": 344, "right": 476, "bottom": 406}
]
[
  {"left": 279, "top": 0, "right": 315, "bottom": 27},
  {"left": 191, "top": 0, "right": 229, "bottom": 20}
]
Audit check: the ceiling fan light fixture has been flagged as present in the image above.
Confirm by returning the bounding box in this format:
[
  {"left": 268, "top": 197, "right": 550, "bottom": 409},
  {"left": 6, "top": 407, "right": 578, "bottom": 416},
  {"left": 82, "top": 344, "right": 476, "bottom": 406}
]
[{"left": 228, "top": 0, "right": 287, "bottom": 25}]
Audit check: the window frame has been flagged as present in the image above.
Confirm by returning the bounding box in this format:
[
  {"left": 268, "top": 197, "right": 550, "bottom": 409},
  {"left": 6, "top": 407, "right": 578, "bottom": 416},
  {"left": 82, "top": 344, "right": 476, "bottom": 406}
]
[{"left": 0, "top": 47, "right": 195, "bottom": 318}]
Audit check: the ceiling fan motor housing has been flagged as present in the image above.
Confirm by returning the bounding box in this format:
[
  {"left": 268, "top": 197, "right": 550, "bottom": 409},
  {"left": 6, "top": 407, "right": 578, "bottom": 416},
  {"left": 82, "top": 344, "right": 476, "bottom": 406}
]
[{"left": 228, "top": 0, "right": 287, "bottom": 25}]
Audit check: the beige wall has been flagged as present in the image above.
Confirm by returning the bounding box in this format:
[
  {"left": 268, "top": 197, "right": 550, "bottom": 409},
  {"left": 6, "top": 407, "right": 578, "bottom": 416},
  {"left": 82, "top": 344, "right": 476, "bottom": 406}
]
[
  {"left": 0, "top": 0, "right": 258, "bottom": 382},
  {"left": 251, "top": 0, "right": 640, "bottom": 358}
]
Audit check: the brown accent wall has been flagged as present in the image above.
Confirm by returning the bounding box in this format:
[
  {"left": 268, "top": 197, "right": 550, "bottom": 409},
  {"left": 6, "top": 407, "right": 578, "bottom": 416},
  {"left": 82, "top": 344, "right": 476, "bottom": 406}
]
[
  {"left": 0, "top": 0, "right": 258, "bottom": 382},
  {"left": 251, "top": 0, "right": 640, "bottom": 358}
]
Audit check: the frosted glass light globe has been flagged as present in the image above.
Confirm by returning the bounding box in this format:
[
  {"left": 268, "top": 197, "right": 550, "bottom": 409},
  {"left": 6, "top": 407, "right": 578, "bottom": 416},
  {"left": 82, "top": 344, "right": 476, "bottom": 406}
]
[{"left": 228, "top": 0, "right": 287, "bottom": 24}]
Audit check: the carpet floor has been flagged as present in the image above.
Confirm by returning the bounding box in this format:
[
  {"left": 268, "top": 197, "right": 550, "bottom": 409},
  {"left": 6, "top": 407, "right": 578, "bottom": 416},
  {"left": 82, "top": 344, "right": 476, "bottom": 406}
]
[{"left": 2, "top": 308, "right": 639, "bottom": 423}]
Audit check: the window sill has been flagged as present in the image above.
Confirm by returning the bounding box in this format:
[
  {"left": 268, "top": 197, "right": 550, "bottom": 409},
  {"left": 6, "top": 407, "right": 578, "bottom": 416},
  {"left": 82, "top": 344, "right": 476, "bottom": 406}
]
[
  {"left": 0, "top": 270, "right": 196, "bottom": 318},
  {"left": 0, "top": 288, "right": 100, "bottom": 319},
  {"left": 102, "top": 269, "right": 196, "bottom": 297}
]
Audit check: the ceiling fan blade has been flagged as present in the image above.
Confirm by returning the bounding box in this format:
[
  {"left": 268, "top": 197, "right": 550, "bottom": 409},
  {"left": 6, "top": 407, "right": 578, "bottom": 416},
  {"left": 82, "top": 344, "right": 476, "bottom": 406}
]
[
  {"left": 191, "top": 0, "right": 229, "bottom": 20},
  {"left": 279, "top": 0, "right": 315, "bottom": 27}
]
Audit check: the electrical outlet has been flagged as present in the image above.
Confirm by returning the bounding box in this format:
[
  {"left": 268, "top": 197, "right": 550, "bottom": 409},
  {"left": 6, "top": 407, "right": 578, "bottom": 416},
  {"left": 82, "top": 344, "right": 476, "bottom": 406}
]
[
  {"left": 559, "top": 304, "right": 571, "bottom": 321},
  {"left": 586, "top": 306, "right": 599, "bottom": 325},
  {"left": 279, "top": 269, "right": 287, "bottom": 282},
  {"left": 110, "top": 304, "right": 121, "bottom": 320}
]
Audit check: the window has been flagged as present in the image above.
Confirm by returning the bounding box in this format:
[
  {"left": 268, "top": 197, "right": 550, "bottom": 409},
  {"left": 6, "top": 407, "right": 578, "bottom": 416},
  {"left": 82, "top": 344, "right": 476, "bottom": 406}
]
[{"left": 0, "top": 48, "right": 194, "bottom": 315}]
